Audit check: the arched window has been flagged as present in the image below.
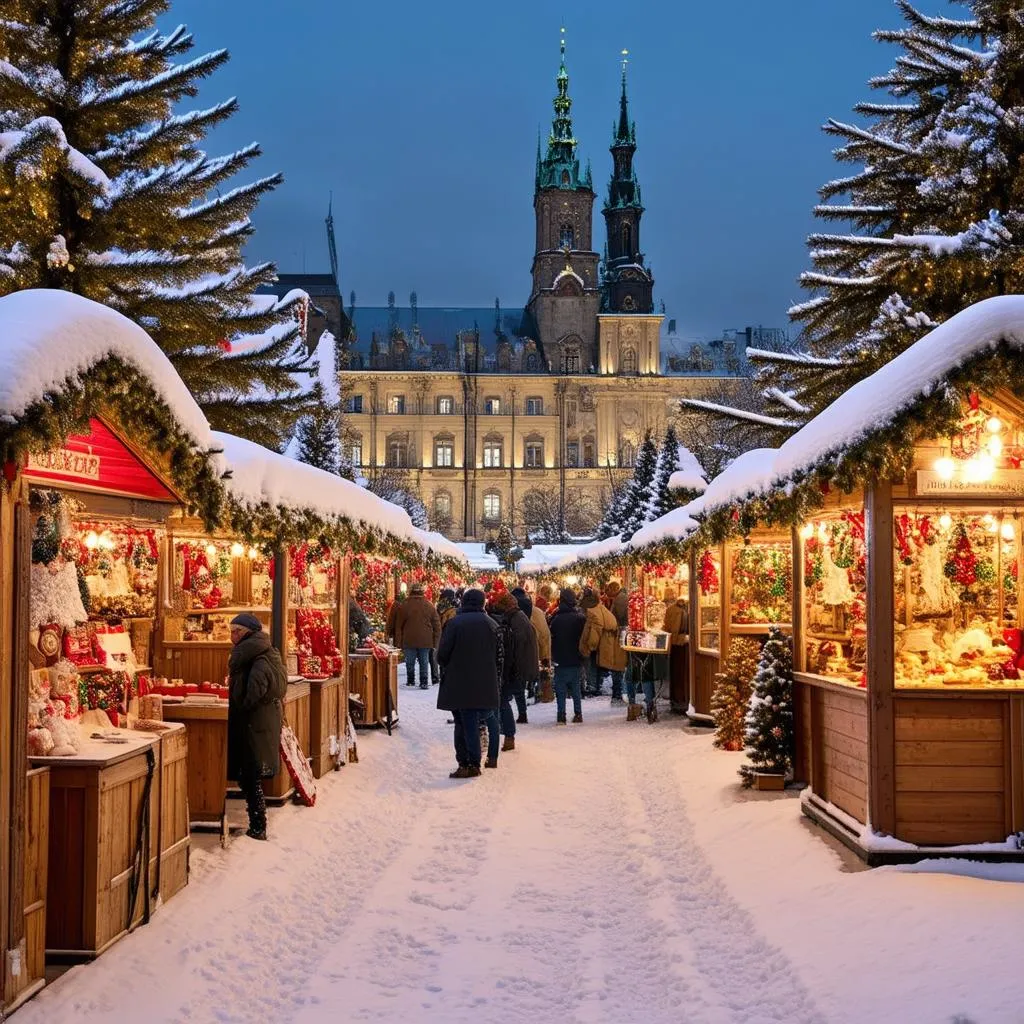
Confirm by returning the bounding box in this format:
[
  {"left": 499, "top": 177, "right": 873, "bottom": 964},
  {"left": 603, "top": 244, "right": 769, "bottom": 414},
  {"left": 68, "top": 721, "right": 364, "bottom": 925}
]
[
  {"left": 560, "top": 170, "right": 570, "bottom": 187},
  {"left": 622, "top": 223, "right": 632, "bottom": 256},
  {"left": 559, "top": 223, "right": 575, "bottom": 250},
  {"left": 386, "top": 439, "right": 407, "bottom": 468},
  {"left": 483, "top": 492, "right": 502, "bottom": 522},
  {"left": 621, "top": 348, "right": 638, "bottom": 375},
  {"left": 562, "top": 348, "right": 580, "bottom": 374},
  {"left": 525, "top": 352, "right": 539, "bottom": 372},
  {"left": 620, "top": 440, "right": 636, "bottom": 469},
  {"left": 483, "top": 437, "right": 503, "bottom": 468},
  {"left": 434, "top": 435, "right": 454, "bottom": 467}
]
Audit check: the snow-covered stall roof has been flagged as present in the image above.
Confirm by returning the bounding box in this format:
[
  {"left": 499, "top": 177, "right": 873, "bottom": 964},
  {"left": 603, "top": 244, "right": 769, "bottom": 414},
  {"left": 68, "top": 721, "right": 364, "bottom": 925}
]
[
  {"left": 414, "top": 529, "right": 467, "bottom": 564},
  {"left": 215, "top": 432, "right": 431, "bottom": 551},
  {"left": 772, "top": 296, "right": 1024, "bottom": 485},
  {"left": 555, "top": 535, "right": 627, "bottom": 569},
  {"left": 0, "top": 289, "right": 212, "bottom": 444},
  {"left": 627, "top": 505, "right": 701, "bottom": 551},
  {"left": 697, "top": 448, "right": 781, "bottom": 515}
]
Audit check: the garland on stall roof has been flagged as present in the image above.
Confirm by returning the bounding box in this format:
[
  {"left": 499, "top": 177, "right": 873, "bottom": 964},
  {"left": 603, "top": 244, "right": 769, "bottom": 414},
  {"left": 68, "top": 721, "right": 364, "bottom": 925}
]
[{"left": 0, "top": 356, "right": 223, "bottom": 528}]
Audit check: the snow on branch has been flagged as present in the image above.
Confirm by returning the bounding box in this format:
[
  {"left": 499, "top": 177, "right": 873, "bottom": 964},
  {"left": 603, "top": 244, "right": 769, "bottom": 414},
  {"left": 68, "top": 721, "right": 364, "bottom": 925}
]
[
  {"left": 80, "top": 50, "right": 228, "bottom": 108},
  {"left": 746, "top": 347, "right": 849, "bottom": 368},
  {"left": 823, "top": 119, "right": 915, "bottom": 155},
  {"left": 680, "top": 399, "right": 801, "bottom": 430},
  {"left": 764, "top": 388, "right": 810, "bottom": 416}
]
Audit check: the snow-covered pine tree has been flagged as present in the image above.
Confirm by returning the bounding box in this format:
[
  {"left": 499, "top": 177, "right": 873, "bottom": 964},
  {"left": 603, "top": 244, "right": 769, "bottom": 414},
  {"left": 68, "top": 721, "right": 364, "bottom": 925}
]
[
  {"left": 596, "top": 474, "right": 628, "bottom": 540},
  {"left": 294, "top": 390, "right": 341, "bottom": 475},
  {"left": 688, "top": 1, "right": 1022, "bottom": 436},
  {"left": 739, "top": 627, "right": 794, "bottom": 786},
  {"left": 646, "top": 424, "right": 678, "bottom": 522},
  {"left": 619, "top": 430, "right": 658, "bottom": 540},
  {"left": 0, "top": 1, "right": 310, "bottom": 448},
  {"left": 711, "top": 638, "right": 760, "bottom": 752}
]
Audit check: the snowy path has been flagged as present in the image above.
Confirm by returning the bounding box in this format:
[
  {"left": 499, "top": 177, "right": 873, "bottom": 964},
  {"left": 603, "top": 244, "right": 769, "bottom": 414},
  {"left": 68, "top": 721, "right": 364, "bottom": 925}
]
[{"left": 17, "top": 680, "right": 1024, "bottom": 1023}]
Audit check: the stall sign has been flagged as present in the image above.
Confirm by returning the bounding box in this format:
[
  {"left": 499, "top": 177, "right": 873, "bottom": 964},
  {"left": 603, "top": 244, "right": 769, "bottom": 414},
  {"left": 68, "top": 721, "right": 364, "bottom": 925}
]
[
  {"left": 24, "top": 418, "right": 175, "bottom": 500},
  {"left": 917, "top": 469, "right": 1024, "bottom": 496}
]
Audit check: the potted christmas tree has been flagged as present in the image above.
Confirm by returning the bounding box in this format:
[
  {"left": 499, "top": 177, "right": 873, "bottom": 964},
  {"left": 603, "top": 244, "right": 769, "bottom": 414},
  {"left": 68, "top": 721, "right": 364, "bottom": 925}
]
[{"left": 740, "top": 627, "right": 794, "bottom": 790}]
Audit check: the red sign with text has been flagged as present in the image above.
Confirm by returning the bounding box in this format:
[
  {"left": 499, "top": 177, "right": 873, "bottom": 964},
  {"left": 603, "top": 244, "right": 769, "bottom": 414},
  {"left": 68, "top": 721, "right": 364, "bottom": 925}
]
[{"left": 24, "top": 418, "right": 176, "bottom": 501}]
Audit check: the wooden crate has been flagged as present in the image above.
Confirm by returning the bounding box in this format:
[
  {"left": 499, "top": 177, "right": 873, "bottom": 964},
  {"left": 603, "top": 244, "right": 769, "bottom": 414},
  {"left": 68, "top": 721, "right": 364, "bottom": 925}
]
[
  {"left": 41, "top": 738, "right": 169, "bottom": 958},
  {"left": 264, "top": 682, "right": 311, "bottom": 803},
  {"left": 309, "top": 676, "right": 344, "bottom": 778},
  {"left": 348, "top": 654, "right": 372, "bottom": 725}
]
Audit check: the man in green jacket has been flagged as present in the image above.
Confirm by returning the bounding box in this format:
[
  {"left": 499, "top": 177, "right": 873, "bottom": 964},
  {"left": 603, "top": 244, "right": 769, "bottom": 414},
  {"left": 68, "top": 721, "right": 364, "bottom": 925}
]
[{"left": 227, "top": 613, "right": 288, "bottom": 841}]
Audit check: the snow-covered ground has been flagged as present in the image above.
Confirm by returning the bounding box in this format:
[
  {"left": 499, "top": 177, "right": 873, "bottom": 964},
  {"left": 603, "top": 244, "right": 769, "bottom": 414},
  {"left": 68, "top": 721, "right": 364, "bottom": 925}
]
[{"left": 18, "top": 675, "right": 1024, "bottom": 1024}]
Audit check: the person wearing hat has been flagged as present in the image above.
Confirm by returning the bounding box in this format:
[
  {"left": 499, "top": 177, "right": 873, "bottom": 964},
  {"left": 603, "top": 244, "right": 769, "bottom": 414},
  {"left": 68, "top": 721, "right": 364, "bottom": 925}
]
[
  {"left": 437, "top": 588, "right": 502, "bottom": 776},
  {"left": 393, "top": 581, "right": 442, "bottom": 689},
  {"left": 548, "top": 588, "right": 586, "bottom": 724},
  {"left": 227, "top": 613, "right": 288, "bottom": 841}
]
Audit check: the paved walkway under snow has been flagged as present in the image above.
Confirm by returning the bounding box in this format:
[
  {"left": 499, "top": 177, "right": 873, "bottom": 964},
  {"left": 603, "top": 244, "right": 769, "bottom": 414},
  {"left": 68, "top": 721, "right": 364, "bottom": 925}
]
[{"left": 18, "top": 681, "right": 1024, "bottom": 1023}]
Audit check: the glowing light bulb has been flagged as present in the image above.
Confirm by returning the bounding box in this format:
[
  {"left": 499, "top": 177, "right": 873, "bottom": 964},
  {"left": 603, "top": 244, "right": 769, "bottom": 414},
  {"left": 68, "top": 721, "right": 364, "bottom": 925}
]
[
  {"left": 99, "top": 532, "right": 115, "bottom": 551},
  {"left": 799, "top": 523, "right": 814, "bottom": 541},
  {"left": 85, "top": 531, "right": 99, "bottom": 550},
  {"left": 934, "top": 457, "right": 955, "bottom": 481},
  {"left": 977, "top": 453, "right": 996, "bottom": 481},
  {"left": 230, "top": 542, "right": 245, "bottom": 558},
  {"left": 817, "top": 523, "right": 829, "bottom": 542},
  {"left": 205, "top": 543, "right": 217, "bottom": 558},
  {"left": 1001, "top": 522, "right": 1015, "bottom": 541},
  {"left": 939, "top": 513, "right": 952, "bottom": 532},
  {"left": 248, "top": 547, "right": 259, "bottom": 559},
  {"left": 987, "top": 416, "right": 1003, "bottom": 434},
  {"left": 565, "top": 575, "right": 579, "bottom": 587},
  {"left": 989, "top": 435, "right": 1003, "bottom": 458}
]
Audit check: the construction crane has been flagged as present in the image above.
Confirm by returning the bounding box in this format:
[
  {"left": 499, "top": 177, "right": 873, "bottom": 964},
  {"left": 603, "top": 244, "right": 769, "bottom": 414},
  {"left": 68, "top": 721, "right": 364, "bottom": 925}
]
[{"left": 326, "top": 193, "right": 339, "bottom": 285}]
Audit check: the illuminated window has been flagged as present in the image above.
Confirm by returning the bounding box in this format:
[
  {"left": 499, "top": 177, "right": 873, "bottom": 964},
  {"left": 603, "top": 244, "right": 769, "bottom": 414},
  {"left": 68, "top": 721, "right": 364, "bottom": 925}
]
[
  {"left": 483, "top": 493, "right": 501, "bottom": 521},
  {"left": 437, "top": 396, "right": 454, "bottom": 414},
  {"left": 483, "top": 440, "right": 503, "bottom": 468},
  {"left": 435, "top": 438, "right": 454, "bottom": 467},
  {"left": 387, "top": 395, "right": 405, "bottom": 414}
]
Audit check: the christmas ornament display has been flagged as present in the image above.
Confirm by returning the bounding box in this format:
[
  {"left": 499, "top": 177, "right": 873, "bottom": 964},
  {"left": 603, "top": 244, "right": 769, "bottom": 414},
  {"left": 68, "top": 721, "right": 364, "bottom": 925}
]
[{"left": 730, "top": 544, "right": 791, "bottom": 624}]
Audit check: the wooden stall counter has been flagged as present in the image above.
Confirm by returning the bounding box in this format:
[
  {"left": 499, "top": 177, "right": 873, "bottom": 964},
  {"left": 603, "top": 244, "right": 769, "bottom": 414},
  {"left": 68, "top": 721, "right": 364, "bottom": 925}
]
[
  {"left": 309, "top": 674, "right": 347, "bottom": 778},
  {"left": 30, "top": 723, "right": 189, "bottom": 961},
  {"left": 348, "top": 651, "right": 399, "bottom": 730}
]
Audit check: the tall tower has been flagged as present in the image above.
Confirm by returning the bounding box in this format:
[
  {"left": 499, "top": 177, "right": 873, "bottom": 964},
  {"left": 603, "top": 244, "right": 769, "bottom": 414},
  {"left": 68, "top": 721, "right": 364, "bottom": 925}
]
[
  {"left": 601, "top": 51, "right": 654, "bottom": 315},
  {"left": 525, "top": 28, "right": 601, "bottom": 374}
]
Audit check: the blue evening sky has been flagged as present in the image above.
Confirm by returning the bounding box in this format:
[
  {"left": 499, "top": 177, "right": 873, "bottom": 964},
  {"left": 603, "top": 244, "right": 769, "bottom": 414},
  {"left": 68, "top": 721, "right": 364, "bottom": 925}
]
[{"left": 165, "top": 0, "right": 917, "bottom": 339}]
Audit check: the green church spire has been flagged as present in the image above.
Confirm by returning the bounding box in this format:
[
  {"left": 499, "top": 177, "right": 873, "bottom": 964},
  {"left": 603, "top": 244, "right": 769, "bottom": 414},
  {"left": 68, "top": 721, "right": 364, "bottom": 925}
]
[
  {"left": 614, "top": 49, "right": 636, "bottom": 146},
  {"left": 536, "top": 27, "right": 590, "bottom": 192}
]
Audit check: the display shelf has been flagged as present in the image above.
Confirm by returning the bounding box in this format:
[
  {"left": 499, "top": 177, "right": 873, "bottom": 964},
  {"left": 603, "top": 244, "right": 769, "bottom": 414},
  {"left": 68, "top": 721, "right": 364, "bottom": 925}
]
[{"left": 77, "top": 664, "right": 152, "bottom": 675}]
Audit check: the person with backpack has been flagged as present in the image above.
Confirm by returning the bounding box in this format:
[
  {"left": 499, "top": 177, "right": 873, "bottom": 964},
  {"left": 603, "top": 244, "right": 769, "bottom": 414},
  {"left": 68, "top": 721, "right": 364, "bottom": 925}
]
[
  {"left": 548, "top": 588, "right": 586, "bottom": 724},
  {"left": 491, "top": 592, "right": 538, "bottom": 750},
  {"left": 580, "top": 588, "right": 625, "bottom": 701},
  {"left": 437, "top": 589, "right": 501, "bottom": 777}
]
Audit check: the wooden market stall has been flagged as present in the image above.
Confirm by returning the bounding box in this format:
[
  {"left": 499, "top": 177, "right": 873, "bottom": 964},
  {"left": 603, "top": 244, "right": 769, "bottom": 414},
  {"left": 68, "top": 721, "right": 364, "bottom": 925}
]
[
  {"left": 715, "top": 297, "right": 1024, "bottom": 861},
  {"left": 0, "top": 290, "right": 228, "bottom": 1012},
  {"left": 635, "top": 560, "right": 691, "bottom": 712}
]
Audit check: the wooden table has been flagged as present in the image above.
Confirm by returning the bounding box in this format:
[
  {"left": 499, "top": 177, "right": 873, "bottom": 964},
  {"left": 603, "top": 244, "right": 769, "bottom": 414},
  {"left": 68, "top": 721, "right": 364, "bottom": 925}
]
[
  {"left": 29, "top": 724, "right": 189, "bottom": 961},
  {"left": 309, "top": 675, "right": 346, "bottom": 778},
  {"left": 348, "top": 651, "right": 399, "bottom": 730}
]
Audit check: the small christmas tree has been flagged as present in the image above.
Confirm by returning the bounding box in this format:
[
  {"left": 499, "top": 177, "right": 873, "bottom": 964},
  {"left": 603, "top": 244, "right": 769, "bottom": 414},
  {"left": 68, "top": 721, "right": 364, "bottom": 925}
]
[
  {"left": 711, "top": 637, "right": 760, "bottom": 751},
  {"left": 619, "top": 430, "right": 659, "bottom": 540},
  {"left": 740, "top": 627, "right": 794, "bottom": 786},
  {"left": 294, "top": 386, "right": 341, "bottom": 474}
]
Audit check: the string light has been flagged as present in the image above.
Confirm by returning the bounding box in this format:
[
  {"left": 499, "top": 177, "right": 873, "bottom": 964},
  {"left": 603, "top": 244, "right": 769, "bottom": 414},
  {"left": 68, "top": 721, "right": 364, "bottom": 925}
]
[
  {"left": 1001, "top": 521, "right": 1015, "bottom": 541},
  {"left": 934, "top": 457, "right": 955, "bottom": 480},
  {"left": 85, "top": 530, "right": 99, "bottom": 549},
  {"left": 230, "top": 542, "right": 245, "bottom": 557},
  {"left": 799, "top": 523, "right": 815, "bottom": 540},
  {"left": 987, "top": 417, "right": 1003, "bottom": 434},
  {"left": 205, "top": 543, "right": 217, "bottom": 557},
  {"left": 939, "top": 513, "right": 953, "bottom": 532}
]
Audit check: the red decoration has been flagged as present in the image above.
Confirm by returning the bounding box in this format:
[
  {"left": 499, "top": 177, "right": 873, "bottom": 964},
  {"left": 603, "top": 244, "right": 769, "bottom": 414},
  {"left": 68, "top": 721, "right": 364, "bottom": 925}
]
[
  {"left": 24, "top": 418, "right": 175, "bottom": 500},
  {"left": 697, "top": 550, "right": 719, "bottom": 596}
]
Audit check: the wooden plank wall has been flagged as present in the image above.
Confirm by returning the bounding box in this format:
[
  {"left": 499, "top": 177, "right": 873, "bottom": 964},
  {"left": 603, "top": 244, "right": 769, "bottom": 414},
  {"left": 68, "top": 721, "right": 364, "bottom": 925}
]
[
  {"left": 157, "top": 729, "right": 189, "bottom": 903},
  {"left": 692, "top": 652, "right": 719, "bottom": 717},
  {"left": 162, "top": 645, "right": 232, "bottom": 688},
  {"left": 814, "top": 687, "right": 869, "bottom": 825},
  {"left": 894, "top": 696, "right": 1020, "bottom": 845}
]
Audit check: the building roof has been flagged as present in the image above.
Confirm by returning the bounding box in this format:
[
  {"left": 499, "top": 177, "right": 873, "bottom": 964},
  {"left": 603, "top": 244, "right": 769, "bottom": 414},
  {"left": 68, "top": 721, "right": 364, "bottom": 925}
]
[{"left": 349, "top": 306, "right": 526, "bottom": 352}]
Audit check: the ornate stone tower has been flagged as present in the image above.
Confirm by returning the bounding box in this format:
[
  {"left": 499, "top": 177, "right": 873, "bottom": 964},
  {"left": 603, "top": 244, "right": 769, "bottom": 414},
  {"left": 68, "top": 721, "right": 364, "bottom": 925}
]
[
  {"left": 601, "top": 53, "right": 654, "bottom": 316},
  {"left": 525, "top": 29, "right": 601, "bottom": 374}
]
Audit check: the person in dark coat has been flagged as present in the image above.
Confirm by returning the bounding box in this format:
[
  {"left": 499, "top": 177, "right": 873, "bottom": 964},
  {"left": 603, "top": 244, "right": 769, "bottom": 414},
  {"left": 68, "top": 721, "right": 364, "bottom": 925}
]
[
  {"left": 492, "top": 592, "right": 539, "bottom": 749},
  {"left": 437, "top": 589, "right": 502, "bottom": 777},
  {"left": 433, "top": 588, "right": 458, "bottom": 686},
  {"left": 511, "top": 587, "right": 541, "bottom": 713},
  {"left": 227, "top": 613, "right": 288, "bottom": 840},
  {"left": 548, "top": 588, "right": 587, "bottom": 724},
  {"left": 349, "top": 597, "right": 372, "bottom": 646},
  {"left": 394, "top": 582, "right": 442, "bottom": 689}
]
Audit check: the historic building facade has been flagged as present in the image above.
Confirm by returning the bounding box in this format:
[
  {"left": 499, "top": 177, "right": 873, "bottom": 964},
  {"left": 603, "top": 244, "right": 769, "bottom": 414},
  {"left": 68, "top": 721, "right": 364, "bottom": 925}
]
[{"left": 339, "top": 44, "right": 742, "bottom": 540}]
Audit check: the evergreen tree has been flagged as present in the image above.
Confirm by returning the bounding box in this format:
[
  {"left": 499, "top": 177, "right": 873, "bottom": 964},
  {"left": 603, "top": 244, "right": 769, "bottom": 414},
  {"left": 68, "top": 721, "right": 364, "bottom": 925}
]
[
  {"left": 694, "top": 2, "right": 1024, "bottom": 435},
  {"left": 619, "top": 430, "right": 658, "bottom": 540},
  {"left": 647, "top": 424, "right": 678, "bottom": 522},
  {"left": 294, "top": 389, "right": 341, "bottom": 475},
  {"left": 596, "top": 475, "right": 628, "bottom": 540},
  {"left": 493, "top": 522, "right": 521, "bottom": 569},
  {"left": 739, "top": 627, "right": 794, "bottom": 786},
  {"left": 711, "top": 638, "right": 760, "bottom": 752},
  {"left": 0, "top": 1, "right": 310, "bottom": 448}
]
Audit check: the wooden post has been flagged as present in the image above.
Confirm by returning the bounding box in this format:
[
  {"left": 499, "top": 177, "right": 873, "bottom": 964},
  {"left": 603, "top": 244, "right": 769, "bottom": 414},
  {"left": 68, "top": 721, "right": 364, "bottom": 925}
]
[
  {"left": 0, "top": 482, "right": 13, "bottom": 1002},
  {"left": 719, "top": 543, "right": 731, "bottom": 658},
  {"left": 271, "top": 546, "right": 288, "bottom": 659},
  {"left": 687, "top": 547, "right": 698, "bottom": 685},
  {"left": 866, "top": 480, "right": 896, "bottom": 836},
  {"left": 7, "top": 500, "right": 31, "bottom": 953},
  {"left": 791, "top": 526, "right": 806, "bottom": 674}
]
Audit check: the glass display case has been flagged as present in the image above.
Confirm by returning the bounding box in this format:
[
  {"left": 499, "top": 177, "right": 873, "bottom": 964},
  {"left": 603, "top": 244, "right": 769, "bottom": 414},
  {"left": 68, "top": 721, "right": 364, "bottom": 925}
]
[
  {"left": 729, "top": 541, "right": 792, "bottom": 627},
  {"left": 696, "top": 548, "right": 721, "bottom": 653},
  {"left": 893, "top": 508, "right": 1021, "bottom": 688},
  {"left": 801, "top": 512, "right": 867, "bottom": 686}
]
